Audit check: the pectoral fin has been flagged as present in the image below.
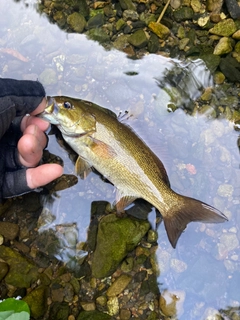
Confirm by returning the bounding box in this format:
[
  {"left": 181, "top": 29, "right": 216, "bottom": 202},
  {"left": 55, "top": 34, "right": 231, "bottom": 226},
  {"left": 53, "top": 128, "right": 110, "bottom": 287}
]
[
  {"left": 75, "top": 156, "right": 92, "bottom": 179},
  {"left": 90, "top": 138, "right": 117, "bottom": 159}
]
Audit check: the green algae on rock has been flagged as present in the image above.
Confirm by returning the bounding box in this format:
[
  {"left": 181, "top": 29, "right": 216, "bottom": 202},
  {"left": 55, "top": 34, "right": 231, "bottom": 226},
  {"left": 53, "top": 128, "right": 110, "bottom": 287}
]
[
  {"left": 148, "top": 21, "right": 170, "bottom": 39},
  {"left": 0, "top": 245, "right": 39, "bottom": 288},
  {"left": 67, "top": 12, "right": 86, "bottom": 33},
  {"left": 23, "top": 286, "right": 48, "bottom": 319},
  {"left": 77, "top": 310, "right": 112, "bottom": 320},
  {"left": 128, "top": 29, "right": 148, "bottom": 48},
  {"left": 209, "top": 19, "right": 237, "bottom": 37},
  {"left": 91, "top": 214, "right": 150, "bottom": 278},
  {"left": 0, "top": 261, "right": 9, "bottom": 281}
]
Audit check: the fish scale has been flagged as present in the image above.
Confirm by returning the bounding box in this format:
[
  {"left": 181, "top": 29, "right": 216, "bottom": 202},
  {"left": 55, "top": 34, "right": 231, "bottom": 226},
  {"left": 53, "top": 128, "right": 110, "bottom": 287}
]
[{"left": 40, "top": 96, "right": 228, "bottom": 248}]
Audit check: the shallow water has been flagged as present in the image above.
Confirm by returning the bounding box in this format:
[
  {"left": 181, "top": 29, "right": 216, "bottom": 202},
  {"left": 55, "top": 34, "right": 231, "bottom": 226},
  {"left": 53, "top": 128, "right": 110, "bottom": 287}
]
[{"left": 1, "top": 0, "right": 240, "bottom": 319}]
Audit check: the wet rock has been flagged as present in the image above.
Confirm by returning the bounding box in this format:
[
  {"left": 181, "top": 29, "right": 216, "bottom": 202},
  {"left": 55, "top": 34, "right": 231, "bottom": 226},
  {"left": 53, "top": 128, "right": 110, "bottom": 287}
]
[
  {"left": 87, "top": 13, "right": 105, "bottom": 29},
  {"left": 148, "top": 33, "right": 160, "bottom": 53},
  {"left": 213, "top": 37, "right": 233, "bottom": 55},
  {"left": 120, "top": 309, "right": 131, "bottom": 320},
  {"left": 209, "top": 19, "right": 237, "bottom": 36},
  {"left": 66, "top": 54, "right": 87, "bottom": 65},
  {"left": 67, "top": 12, "right": 86, "bottom": 33},
  {"left": 179, "top": 38, "right": 190, "bottom": 50},
  {"left": 23, "top": 285, "right": 48, "bottom": 319},
  {"left": 91, "top": 214, "right": 150, "bottom": 278},
  {"left": 225, "top": 0, "right": 240, "bottom": 19},
  {"left": 39, "top": 68, "right": 58, "bottom": 86},
  {"left": 0, "top": 221, "right": 19, "bottom": 240},
  {"left": 80, "top": 301, "right": 96, "bottom": 311},
  {"left": 49, "top": 302, "right": 70, "bottom": 320},
  {"left": 86, "top": 28, "right": 110, "bottom": 43},
  {"left": 206, "top": 0, "right": 223, "bottom": 13},
  {"left": 107, "top": 274, "right": 132, "bottom": 297},
  {"left": 148, "top": 22, "right": 170, "bottom": 39},
  {"left": 170, "top": 258, "right": 187, "bottom": 273},
  {"left": 116, "top": 18, "right": 126, "bottom": 31},
  {"left": 107, "top": 296, "right": 119, "bottom": 316},
  {"left": 121, "top": 256, "right": 134, "bottom": 272},
  {"left": 123, "top": 9, "right": 139, "bottom": 21},
  {"left": 77, "top": 310, "right": 112, "bottom": 319},
  {"left": 217, "top": 184, "right": 234, "bottom": 197},
  {"left": 191, "top": 0, "right": 202, "bottom": 13},
  {"left": 128, "top": 29, "right": 148, "bottom": 48},
  {"left": 139, "top": 12, "right": 156, "bottom": 25},
  {"left": 219, "top": 54, "right": 240, "bottom": 82},
  {"left": 219, "top": 233, "right": 239, "bottom": 252},
  {"left": 0, "top": 261, "right": 9, "bottom": 281},
  {"left": 119, "top": 0, "right": 135, "bottom": 11},
  {"left": 213, "top": 71, "right": 225, "bottom": 84},
  {"left": 0, "top": 245, "right": 38, "bottom": 287},
  {"left": 200, "top": 53, "right": 220, "bottom": 73},
  {"left": 235, "top": 41, "right": 240, "bottom": 53},
  {"left": 232, "top": 30, "right": 240, "bottom": 40},
  {"left": 53, "top": 11, "right": 66, "bottom": 28},
  {"left": 173, "top": 7, "right": 194, "bottom": 22},
  {"left": 104, "top": 5, "right": 115, "bottom": 17},
  {"left": 79, "top": 0, "right": 89, "bottom": 18},
  {"left": 136, "top": 3, "right": 147, "bottom": 14},
  {"left": 159, "top": 290, "right": 185, "bottom": 317}
]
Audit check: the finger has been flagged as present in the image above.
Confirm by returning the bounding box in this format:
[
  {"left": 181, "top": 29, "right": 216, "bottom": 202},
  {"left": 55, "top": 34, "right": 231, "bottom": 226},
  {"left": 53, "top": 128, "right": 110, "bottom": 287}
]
[
  {"left": 18, "top": 132, "right": 44, "bottom": 167},
  {"left": 21, "top": 115, "right": 49, "bottom": 132},
  {"left": 30, "top": 97, "right": 47, "bottom": 115},
  {"left": 23, "top": 124, "right": 48, "bottom": 149},
  {"left": 26, "top": 164, "right": 63, "bottom": 189}
]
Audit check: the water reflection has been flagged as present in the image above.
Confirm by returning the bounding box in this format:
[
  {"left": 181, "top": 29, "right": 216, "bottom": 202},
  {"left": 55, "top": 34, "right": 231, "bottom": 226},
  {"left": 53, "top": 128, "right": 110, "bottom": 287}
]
[{"left": 1, "top": 0, "right": 240, "bottom": 319}]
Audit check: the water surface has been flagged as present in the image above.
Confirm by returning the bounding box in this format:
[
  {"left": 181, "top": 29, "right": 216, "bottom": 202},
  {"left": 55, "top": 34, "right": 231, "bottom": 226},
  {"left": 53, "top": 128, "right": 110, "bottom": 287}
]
[{"left": 1, "top": 1, "right": 240, "bottom": 319}]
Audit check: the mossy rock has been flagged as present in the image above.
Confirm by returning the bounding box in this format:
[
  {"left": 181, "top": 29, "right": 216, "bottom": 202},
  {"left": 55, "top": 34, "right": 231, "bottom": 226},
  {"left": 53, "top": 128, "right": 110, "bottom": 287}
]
[
  {"left": 91, "top": 214, "right": 150, "bottom": 278},
  {"left": 77, "top": 310, "right": 112, "bottom": 320}
]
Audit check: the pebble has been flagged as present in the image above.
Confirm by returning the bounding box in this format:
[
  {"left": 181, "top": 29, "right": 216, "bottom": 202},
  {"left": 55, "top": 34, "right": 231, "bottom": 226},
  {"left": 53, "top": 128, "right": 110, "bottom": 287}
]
[
  {"left": 128, "top": 29, "right": 148, "bottom": 48},
  {"left": 220, "top": 233, "right": 239, "bottom": 252},
  {"left": 107, "top": 296, "right": 119, "bottom": 316},
  {"left": 107, "top": 274, "right": 132, "bottom": 297},
  {"left": 170, "top": 258, "right": 187, "bottom": 273},
  {"left": 217, "top": 184, "right": 234, "bottom": 197},
  {"left": 209, "top": 18, "right": 237, "bottom": 37},
  {"left": 0, "top": 222, "right": 19, "bottom": 240},
  {"left": 213, "top": 37, "right": 233, "bottom": 55},
  {"left": 148, "top": 21, "right": 170, "bottom": 39},
  {"left": 0, "top": 261, "right": 9, "bottom": 281},
  {"left": 123, "top": 10, "right": 139, "bottom": 21},
  {"left": 80, "top": 301, "right": 96, "bottom": 311},
  {"left": 67, "top": 12, "right": 86, "bottom": 33}
]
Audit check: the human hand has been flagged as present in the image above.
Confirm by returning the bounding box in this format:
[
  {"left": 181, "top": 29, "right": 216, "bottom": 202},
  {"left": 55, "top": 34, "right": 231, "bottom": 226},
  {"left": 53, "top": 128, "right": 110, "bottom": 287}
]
[
  {"left": 19, "top": 98, "right": 63, "bottom": 190},
  {"left": 0, "top": 79, "right": 63, "bottom": 199}
]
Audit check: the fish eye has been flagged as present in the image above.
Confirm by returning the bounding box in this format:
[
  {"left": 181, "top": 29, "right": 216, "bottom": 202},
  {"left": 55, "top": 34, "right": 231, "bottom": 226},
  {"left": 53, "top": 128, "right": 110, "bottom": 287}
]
[{"left": 63, "top": 101, "right": 73, "bottom": 109}]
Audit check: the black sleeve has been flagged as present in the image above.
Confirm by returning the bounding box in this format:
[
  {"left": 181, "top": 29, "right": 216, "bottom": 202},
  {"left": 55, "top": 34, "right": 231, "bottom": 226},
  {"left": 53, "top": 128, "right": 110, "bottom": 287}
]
[
  {"left": 0, "top": 78, "right": 46, "bottom": 201},
  {"left": 0, "top": 78, "right": 46, "bottom": 139}
]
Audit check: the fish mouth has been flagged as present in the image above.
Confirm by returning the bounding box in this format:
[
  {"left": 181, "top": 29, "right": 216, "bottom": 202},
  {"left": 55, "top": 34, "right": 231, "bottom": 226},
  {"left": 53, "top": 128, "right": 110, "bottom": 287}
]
[
  {"left": 45, "top": 97, "right": 57, "bottom": 114},
  {"left": 38, "top": 97, "right": 59, "bottom": 124}
]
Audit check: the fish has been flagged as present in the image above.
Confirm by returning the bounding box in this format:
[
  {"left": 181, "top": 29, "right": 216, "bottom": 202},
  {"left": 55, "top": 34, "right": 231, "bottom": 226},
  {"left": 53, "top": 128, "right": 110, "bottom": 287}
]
[{"left": 40, "top": 96, "right": 227, "bottom": 248}]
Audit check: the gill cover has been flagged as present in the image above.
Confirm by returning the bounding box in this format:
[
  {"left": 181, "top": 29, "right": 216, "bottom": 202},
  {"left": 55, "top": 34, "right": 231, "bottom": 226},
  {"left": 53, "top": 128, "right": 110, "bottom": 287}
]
[{"left": 52, "top": 97, "right": 96, "bottom": 136}]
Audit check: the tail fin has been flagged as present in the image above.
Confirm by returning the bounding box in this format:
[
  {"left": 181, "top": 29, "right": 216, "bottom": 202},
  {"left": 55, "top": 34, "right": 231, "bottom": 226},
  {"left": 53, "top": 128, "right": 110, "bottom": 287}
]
[{"left": 163, "top": 196, "right": 228, "bottom": 248}]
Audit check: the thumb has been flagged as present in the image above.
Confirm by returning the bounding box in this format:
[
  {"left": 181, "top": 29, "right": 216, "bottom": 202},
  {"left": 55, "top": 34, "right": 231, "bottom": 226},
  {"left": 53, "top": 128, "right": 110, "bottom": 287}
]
[{"left": 26, "top": 164, "right": 63, "bottom": 189}]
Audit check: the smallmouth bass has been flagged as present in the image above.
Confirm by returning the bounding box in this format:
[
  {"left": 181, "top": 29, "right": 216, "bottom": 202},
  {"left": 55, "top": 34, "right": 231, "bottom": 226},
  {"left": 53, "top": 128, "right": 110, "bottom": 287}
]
[{"left": 41, "top": 96, "right": 227, "bottom": 248}]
